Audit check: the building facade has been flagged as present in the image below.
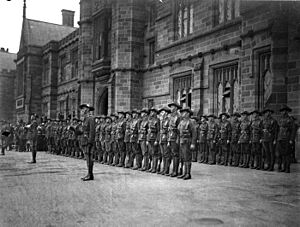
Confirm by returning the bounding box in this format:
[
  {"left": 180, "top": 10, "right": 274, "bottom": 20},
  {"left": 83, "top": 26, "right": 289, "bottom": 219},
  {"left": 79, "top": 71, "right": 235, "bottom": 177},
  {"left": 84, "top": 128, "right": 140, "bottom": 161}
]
[
  {"left": 0, "top": 48, "right": 16, "bottom": 122},
  {"left": 15, "top": 0, "right": 300, "bottom": 148},
  {"left": 15, "top": 5, "right": 77, "bottom": 122}
]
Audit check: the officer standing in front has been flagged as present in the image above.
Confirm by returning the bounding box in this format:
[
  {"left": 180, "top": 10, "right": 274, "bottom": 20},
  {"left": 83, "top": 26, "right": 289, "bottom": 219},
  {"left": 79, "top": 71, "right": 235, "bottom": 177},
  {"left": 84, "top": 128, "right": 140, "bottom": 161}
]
[{"left": 79, "top": 103, "right": 95, "bottom": 181}]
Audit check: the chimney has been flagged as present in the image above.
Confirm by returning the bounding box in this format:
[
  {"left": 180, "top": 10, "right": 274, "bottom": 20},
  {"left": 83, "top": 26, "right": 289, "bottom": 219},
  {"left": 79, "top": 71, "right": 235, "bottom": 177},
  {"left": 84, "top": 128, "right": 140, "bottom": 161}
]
[{"left": 61, "top": 9, "right": 75, "bottom": 27}]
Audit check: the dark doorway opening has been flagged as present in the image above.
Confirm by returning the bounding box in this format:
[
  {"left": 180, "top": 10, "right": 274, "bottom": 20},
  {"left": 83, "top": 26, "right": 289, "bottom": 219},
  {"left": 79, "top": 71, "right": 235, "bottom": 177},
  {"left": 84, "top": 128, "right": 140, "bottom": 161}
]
[{"left": 97, "top": 88, "right": 108, "bottom": 115}]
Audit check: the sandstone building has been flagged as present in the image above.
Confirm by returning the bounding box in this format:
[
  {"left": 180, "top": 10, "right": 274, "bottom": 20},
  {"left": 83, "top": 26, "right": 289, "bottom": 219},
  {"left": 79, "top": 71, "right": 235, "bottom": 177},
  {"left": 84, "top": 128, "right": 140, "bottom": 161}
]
[
  {"left": 15, "top": 0, "right": 300, "bottom": 147},
  {"left": 0, "top": 48, "right": 16, "bottom": 122}
]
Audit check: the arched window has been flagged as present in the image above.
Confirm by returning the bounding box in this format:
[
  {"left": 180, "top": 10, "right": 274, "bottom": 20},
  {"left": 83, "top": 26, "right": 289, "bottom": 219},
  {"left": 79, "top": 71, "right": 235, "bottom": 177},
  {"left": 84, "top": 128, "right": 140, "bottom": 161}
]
[
  {"left": 213, "top": 63, "right": 239, "bottom": 114},
  {"left": 173, "top": 74, "right": 192, "bottom": 108}
]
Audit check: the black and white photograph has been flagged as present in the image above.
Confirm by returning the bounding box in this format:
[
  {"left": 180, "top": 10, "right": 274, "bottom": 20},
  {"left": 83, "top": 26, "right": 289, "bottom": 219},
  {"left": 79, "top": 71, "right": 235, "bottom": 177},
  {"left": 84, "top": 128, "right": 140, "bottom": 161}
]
[{"left": 0, "top": 0, "right": 299, "bottom": 226}]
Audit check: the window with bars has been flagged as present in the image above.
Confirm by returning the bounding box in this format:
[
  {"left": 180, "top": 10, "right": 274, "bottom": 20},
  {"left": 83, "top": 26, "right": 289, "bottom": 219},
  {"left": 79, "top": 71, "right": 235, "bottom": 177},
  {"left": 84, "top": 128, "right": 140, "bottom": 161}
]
[
  {"left": 149, "top": 40, "right": 155, "bottom": 65},
  {"left": 213, "top": 64, "right": 239, "bottom": 115},
  {"left": 43, "top": 58, "right": 50, "bottom": 85},
  {"left": 59, "top": 100, "right": 66, "bottom": 118},
  {"left": 93, "top": 14, "right": 111, "bottom": 61},
  {"left": 60, "top": 55, "right": 66, "bottom": 83},
  {"left": 42, "top": 103, "right": 48, "bottom": 116},
  {"left": 214, "top": 0, "right": 240, "bottom": 26},
  {"left": 173, "top": 75, "right": 192, "bottom": 108},
  {"left": 71, "top": 48, "right": 78, "bottom": 79},
  {"left": 175, "top": 0, "right": 194, "bottom": 40},
  {"left": 17, "top": 62, "right": 24, "bottom": 96},
  {"left": 258, "top": 51, "right": 271, "bottom": 110}
]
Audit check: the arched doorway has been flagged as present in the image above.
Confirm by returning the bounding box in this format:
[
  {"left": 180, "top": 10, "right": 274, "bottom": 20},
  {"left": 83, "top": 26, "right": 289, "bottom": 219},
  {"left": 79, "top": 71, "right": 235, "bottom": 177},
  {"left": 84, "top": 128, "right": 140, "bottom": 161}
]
[{"left": 97, "top": 88, "right": 108, "bottom": 115}]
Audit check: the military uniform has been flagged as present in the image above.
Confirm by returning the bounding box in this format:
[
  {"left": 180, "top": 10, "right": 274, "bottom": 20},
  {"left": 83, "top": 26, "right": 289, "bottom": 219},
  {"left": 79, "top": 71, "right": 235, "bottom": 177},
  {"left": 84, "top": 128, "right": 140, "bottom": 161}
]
[
  {"left": 111, "top": 115, "right": 119, "bottom": 166},
  {"left": 138, "top": 109, "right": 149, "bottom": 171},
  {"left": 290, "top": 117, "right": 298, "bottom": 163},
  {"left": 158, "top": 107, "right": 171, "bottom": 175},
  {"left": 239, "top": 112, "right": 251, "bottom": 168},
  {"left": 116, "top": 112, "right": 126, "bottom": 167},
  {"left": 79, "top": 104, "right": 95, "bottom": 181},
  {"left": 27, "top": 116, "right": 38, "bottom": 163},
  {"left": 207, "top": 115, "right": 219, "bottom": 165},
  {"left": 167, "top": 103, "right": 181, "bottom": 177},
  {"left": 250, "top": 111, "right": 263, "bottom": 169},
  {"left": 131, "top": 110, "right": 142, "bottom": 170},
  {"left": 218, "top": 113, "right": 232, "bottom": 166},
  {"left": 276, "top": 106, "right": 293, "bottom": 173},
  {"left": 124, "top": 112, "right": 133, "bottom": 168},
  {"left": 95, "top": 117, "right": 101, "bottom": 161},
  {"left": 177, "top": 107, "right": 196, "bottom": 180},
  {"left": 104, "top": 117, "right": 113, "bottom": 165},
  {"left": 230, "top": 113, "right": 240, "bottom": 166},
  {"left": 198, "top": 117, "right": 208, "bottom": 163},
  {"left": 261, "top": 109, "right": 278, "bottom": 171},
  {"left": 147, "top": 108, "right": 160, "bottom": 173},
  {"left": 99, "top": 118, "right": 107, "bottom": 164}
]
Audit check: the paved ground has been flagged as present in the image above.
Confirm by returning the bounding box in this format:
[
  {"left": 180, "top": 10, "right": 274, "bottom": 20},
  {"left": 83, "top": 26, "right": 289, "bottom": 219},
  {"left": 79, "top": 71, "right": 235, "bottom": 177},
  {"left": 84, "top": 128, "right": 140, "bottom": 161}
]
[{"left": 0, "top": 151, "right": 299, "bottom": 227}]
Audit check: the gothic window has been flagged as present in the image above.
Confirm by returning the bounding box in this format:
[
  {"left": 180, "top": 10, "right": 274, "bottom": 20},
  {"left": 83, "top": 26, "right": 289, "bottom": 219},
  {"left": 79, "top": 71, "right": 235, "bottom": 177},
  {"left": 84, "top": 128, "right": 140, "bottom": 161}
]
[
  {"left": 60, "top": 55, "right": 66, "bottom": 83},
  {"left": 214, "top": 0, "right": 240, "bottom": 26},
  {"left": 71, "top": 48, "right": 78, "bottom": 79},
  {"left": 59, "top": 101, "right": 65, "bottom": 118},
  {"left": 258, "top": 51, "right": 271, "bottom": 110},
  {"left": 173, "top": 74, "right": 192, "bottom": 108},
  {"left": 17, "top": 61, "right": 24, "bottom": 96},
  {"left": 43, "top": 58, "right": 50, "bottom": 85},
  {"left": 175, "top": 0, "right": 194, "bottom": 40},
  {"left": 149, "top": 2, "right": 156, "bottom": 27},
  {"left": 93, "top": 13, "right": 111, "bottom": 61},
  {"left": 42, "top": 103, "right": 48, "bottom": 116},
  {"left": 149, "top": 40, "right": 155, "bottom": 65},
  {"left": 214, "top": 64, "right": 239, "bottom": 114}
]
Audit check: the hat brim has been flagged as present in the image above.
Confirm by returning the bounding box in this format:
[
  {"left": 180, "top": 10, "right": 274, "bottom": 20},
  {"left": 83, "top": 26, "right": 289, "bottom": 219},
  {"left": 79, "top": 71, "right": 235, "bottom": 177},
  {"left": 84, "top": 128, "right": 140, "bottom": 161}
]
[
  {"left": 168, "top": 103, "right": 182, "bottom": 109},
  {"left": 79, "top": 104, "right": 94, "bottom": 111},
  {"left": 280, "top": 107, "right": 292, "bottom": 112}
]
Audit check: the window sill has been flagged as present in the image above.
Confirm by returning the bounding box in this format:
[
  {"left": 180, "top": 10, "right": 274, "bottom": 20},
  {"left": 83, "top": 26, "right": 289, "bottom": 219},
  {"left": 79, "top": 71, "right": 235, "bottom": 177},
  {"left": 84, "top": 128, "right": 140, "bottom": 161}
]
[
  {"left": 156, "top": 17, "right": 242, "bottom": 54},
  {"left": 58, "top": 78, "right": 78, "bottom": 86}
]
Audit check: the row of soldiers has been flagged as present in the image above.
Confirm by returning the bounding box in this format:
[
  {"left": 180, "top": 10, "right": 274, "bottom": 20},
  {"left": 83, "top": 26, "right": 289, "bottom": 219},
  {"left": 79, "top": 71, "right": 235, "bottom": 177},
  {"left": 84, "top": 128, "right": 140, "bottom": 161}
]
[{"left": 37, "top": 103, "right": 298, "bottom": 180}]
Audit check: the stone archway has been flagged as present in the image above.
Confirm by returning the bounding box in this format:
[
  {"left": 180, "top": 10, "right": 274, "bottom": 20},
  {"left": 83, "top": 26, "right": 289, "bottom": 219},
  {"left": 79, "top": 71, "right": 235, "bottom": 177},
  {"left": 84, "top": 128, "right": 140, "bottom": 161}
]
[{"left": 97, "top": 87, "right": 108, "bottom": 115}]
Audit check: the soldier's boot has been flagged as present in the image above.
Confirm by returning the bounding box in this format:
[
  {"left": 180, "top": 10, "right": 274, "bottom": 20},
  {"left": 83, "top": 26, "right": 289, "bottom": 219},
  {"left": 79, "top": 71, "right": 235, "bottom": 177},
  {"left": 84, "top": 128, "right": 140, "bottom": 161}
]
[
  {"left": 235, "top": 154, "right": 240, "bottom": 167},
  {"left": 210, "top": 150, "right": 216, "bottom": 165},
  {"left": 151, "top": 157, "right": 158, "bottom": 173},
  {"left": 28, "top": 151, "right": 37, "bottom": 164},
  {"left": 277, "top": 156, "right": 282, "bottom": 172},
  {"left": 1, "top": 147, "right": 5, "bottom": 155},
  {"left": 170, "top": 157, "right": 179, "bottom": 177},
  {"left": 177, "top": 162, "right": 186, "bottom": 178},
  {"left": 132, "top": 154, "right": 141, "bottom": 170},
  {"left": 82, "top": 161, "right": 94, "bottom": 181},
  {"left": 117, "top": 153, "right": 125, "bottom": 167},
  {"left": 141, "top": 156, "right": 147, "bottom": 171},
  {"left": 162, "top": 158, "right": 170, "bottom": 175},
  {"left": 197, "top": 150, "right": 201, "bottom": 163},
  {"left": 156, "top": 158, "right": 161, "bottom": 173},
  {"left": 178, "top": 161, "right": 183, "bottom": 176},
  {"left": 243, "top": 154, "right": 249, "bottom": 168},
  {"left": 192, "top": 151, "right": 196, "bottom": 162},
  {"left": 158, "top": 158, "right": 166, "bottom": 174},
  {"left": 125, "top": 154, "right": 133, "bottom": 168},
  {"left": 112, "top": 153, "right": 119, "bottom": 166},
  {"left": 285, "top": 155, "right": 290, "bottom": 173},
  {"left": 183, "top": 162, "right": 192, "bottom": 180},
  {"left": 268, "top": 154, "right": 275, "bottom": 171},
  {"left": 255, "top": 155, "right": 261, "bottom": 170},
  {"left": 224, "top": 152, "right": 229, "bottom": 166}
]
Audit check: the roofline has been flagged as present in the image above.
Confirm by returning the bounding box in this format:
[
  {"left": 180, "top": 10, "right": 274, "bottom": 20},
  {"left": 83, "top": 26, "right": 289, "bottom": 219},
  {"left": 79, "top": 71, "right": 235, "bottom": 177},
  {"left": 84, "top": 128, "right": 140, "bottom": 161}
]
[{"left": 26, "top": 18, "right": 77, "bottom": 28}]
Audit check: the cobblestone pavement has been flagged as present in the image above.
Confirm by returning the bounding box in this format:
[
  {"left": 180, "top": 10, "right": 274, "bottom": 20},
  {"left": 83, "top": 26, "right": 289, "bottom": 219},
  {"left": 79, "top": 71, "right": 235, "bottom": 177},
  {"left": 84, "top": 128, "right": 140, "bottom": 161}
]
[{"left": 0, "top": 151, "right": 299, "bottom": 227}]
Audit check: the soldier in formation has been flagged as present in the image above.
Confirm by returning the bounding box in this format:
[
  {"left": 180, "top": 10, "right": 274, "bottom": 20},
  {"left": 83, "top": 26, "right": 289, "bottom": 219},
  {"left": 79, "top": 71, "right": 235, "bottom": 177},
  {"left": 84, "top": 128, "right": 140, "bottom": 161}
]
[{"left": 7, "top": 103, "right": 298, "bottom": 178}]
